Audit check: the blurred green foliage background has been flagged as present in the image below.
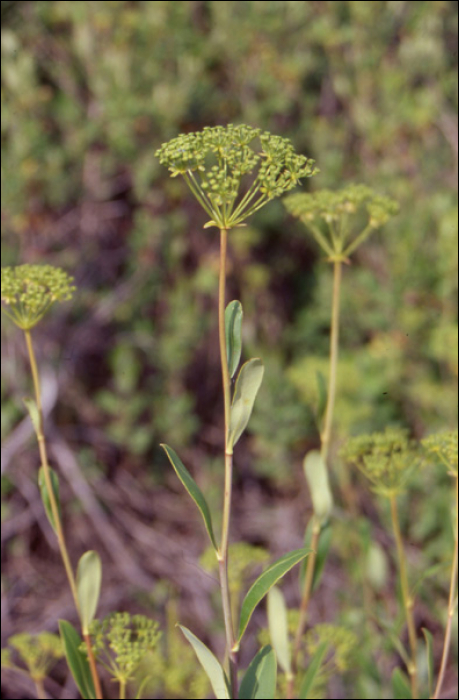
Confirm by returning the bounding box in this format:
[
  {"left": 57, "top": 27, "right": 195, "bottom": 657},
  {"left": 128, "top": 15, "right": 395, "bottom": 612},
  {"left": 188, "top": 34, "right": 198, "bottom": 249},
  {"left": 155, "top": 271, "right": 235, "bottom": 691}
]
[
  {"left": 2, "top": 0, "right": 457, "bottom": 472},
  {"left": 1, "top": 2, "right": 457, "bottom": 698}
]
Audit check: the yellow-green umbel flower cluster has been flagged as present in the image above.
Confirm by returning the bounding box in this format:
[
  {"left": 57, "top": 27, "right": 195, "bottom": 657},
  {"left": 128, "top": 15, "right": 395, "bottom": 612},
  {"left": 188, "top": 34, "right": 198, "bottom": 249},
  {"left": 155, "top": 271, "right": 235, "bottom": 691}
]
[
  {"left": 340, "top": 427, "right": 419, "bottom": 497},
  {"left": 422, "top": 430, "right": 458, "bottom": 477},
  {"left": 3, "top": 632, "right": 63, "bottom": 682},
  {"left": 284, "top": 184, "right": 398, "bottom": 261},
  {"left": 1, "top": 264, "right": 76, "bottom": 330},
  {"left": 89, "top": 613, "right": 162, "bottom": 686},
  {"left": 156, "top": 124, "right": 318, "bottom": 230},
  {"left": 306, "top": 624, "right": 358, "bottom": 674}
]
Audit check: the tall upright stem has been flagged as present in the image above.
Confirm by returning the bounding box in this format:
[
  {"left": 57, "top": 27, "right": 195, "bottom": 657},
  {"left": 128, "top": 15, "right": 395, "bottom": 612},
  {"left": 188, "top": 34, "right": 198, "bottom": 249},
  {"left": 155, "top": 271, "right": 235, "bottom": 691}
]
[
  {"left": 23, "top": 330, "right": 103, "bottom": 700},
  {"left": 432, "top": 475, "right": 458, "bottom": 699},
  {"left": 390, "top": 493, "right": 418, "bottom": 700},
  {"left": 289, "top": 261, "right": 342, "bottom": 698},
  {"left": 217, "top": 228, "right": 238, "bottom": 696},
  {"left": 320, "top": 260, "right": 342, "bottom": 464}
]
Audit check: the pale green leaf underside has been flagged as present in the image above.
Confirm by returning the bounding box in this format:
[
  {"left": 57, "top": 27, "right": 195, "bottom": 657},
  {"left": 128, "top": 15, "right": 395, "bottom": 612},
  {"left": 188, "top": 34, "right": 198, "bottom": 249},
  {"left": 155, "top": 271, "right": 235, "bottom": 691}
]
[
  {"left": 268, "top": 586, "right": 291, "bottom": 675},
  {"left": 239, "top": 645, "right": 277, "bottom": 699},
  {"left": 161, "top": 444, "right": 217, "bottom": 550},
  {"left": 179, "top": 625, "right": 231, "bottom": 699},
  {"left": 225, "top": 300, "right": 243, "bottom": 378},
  {"left": 237, "top": 548, "right": 310, "bottom": 646},
  {"left": 76, "top": 551, "right": 102, "bottom": 634},
  {"left": 303, "top": 450, "right": 333, "bottom": 524},
  {"left": 227, "top": 358, "right": 264, "bottom": 451},
  {"left": 23, "top": 397, "right": 40, "bottom": 436}
]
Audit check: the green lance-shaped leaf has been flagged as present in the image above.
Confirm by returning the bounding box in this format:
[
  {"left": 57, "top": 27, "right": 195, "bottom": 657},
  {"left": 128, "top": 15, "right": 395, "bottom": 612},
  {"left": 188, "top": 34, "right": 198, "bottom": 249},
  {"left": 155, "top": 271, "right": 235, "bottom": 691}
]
[
  {"left": 38, "top": 466, "right": 61, "bottom": 533},
  {"left": 23, "top": 397, "right": 41, "bottom": 436},
  {"left": 422, "top": 628, "right": 434, "bottom": 697},
  {"left": 303, "top": 451, "right": 333, "bottom": 525},
  {"left": 225, "top": 300, "right": 243, "bottom": 378},
  {"left": 161, "top": 445, "right": 217, "bottom": 550},
  {"left": 59, "top": 620, "right": 96, "bottom": 700},
  {"left": 239, "top": 645, "right": 277, "bottom": 699},
  {"left": 300, "top": 519, "right": 332, "bottom": 593},
  {"left": 298, "top": 641, "right": 328, "bottom": 699},
  {"left": 267, "top": 586, "right": 291, "bottom": 676},
  {"left": 179, "top": 626, "right": 231, "bottom": 700},
  {"left": 227, "top": 358, "right": 264, "bottom": 452},
  {"left": 77, "top": 551, "right": 102, "bottom": 635},
  {"left": 236, "top": 548, "right": 310, "bottom": 648},
  {"left": 391, "top": 668, "right": 412, "bottom": 699}
]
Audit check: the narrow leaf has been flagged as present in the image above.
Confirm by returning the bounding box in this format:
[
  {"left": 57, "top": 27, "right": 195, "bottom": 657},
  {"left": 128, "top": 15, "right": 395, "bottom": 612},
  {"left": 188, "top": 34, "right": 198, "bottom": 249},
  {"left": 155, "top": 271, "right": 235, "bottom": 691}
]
[
  {"left": 23, "top": 397, "right": 40, "bottom": 436},
  {"left": 77, "top": 551, "right": 102, "bottom": 634},
  {"left": 422, "top": 628, "right": 434, "bottom": 697},
  {"left": 161, "top": 445, "right": 217, "bottom": 550},
  {"left": 267, "top": 587, "right": 291, "bottom": 675},
  {"left": 303, "top": 451, "right": 333, "bottom": 524},
  {"left": 237, "top": 548, "right": 310, "bottom": 646},
  {"left": 239, "top": 645, "right": 277, "bottom": 699},
  {"left": 298, "top": 641, "right": 328, "bottom": 699},
  {"left": 391, "top": 668, "right": 412, "bottom": 699},
  {"left": 179, "top": 626, "right": 230, "bottom": 699},
  {"left": 227, "top": 359, "right": 264, "bottom": 451},
  {"left": 38, "top": 466, "right": 61, "bottom": 533},
  {"left": 315, "top": 371, "right": 327, "bottom": 424},
  {"left": 225, "top": 300, "right": 243, "bottom": 378},
  {"left": 59, "top": 620, "right": 96, "bottom": 700}
]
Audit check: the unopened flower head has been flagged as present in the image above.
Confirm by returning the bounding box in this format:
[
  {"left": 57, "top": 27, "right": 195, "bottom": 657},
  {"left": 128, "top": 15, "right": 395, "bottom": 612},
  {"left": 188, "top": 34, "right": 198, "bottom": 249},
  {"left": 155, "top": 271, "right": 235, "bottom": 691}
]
[
  {"left": 340, "top": 427, "right": 419, "bottom": 497},
  {"left": 156, "top": 124, "right": 317, "bottom": 230},
  {"left": 284, "top": 184, "right": 398, "bottom": 261},
  {"left": 1, "top": 264, "right": 76, "bottom": 330},
  {"left": 422, "top": 430, "right": 458, "bottom": 476}
]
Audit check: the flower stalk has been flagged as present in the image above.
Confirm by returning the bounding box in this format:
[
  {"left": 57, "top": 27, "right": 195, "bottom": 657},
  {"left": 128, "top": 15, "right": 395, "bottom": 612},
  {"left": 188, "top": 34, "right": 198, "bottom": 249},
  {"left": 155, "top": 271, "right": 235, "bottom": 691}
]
[
  {"left": 157, "top": 124, "right": 317, "bottom": 698},
  {"left": 1, "top": 265, "right": 104, "bottom": 700},
  {"left": 217, "top": 227, "right": 238, "bottom": 694},
  {"left": 390, "top": 493, "right": 418, "bottom": 699},
  {"left": 422, "top": 431, "right": 458, "bottom": 700},
  {"left": 284, "top": 187, "right": 398, "bottom": 685}
]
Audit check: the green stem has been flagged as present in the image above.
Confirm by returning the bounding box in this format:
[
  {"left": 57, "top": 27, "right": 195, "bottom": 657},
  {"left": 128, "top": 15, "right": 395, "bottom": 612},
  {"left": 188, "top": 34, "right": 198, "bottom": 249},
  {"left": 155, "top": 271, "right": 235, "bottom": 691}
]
[
  {"left": 320, "top": 260, "right": 342, "bottom": 464},
  {"left": 307, "top": 224, "right": 335, "bottom": 259},
  {"left": 432, "top": 475, "right": 458, "bottom": 699},
  {"left": 342, "top": 223, "right": 373, "bottom": 258},
  {"left": 184, "top": 171, "right": 217, "bottom": 220},
  {"left": 23, "top": 330, "right": 103, "bottom": 700},
  {"left": 390, "top": 493, "right": 418, "bottom": 700},
  {"left": 217, "top": 228, "right": 238, "bottom": 696}
]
